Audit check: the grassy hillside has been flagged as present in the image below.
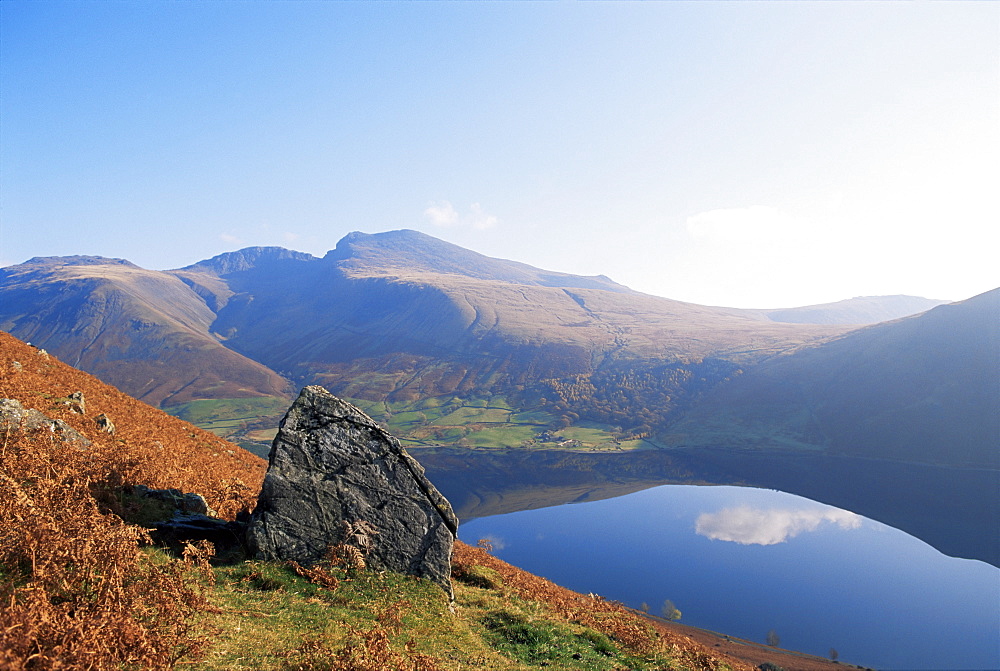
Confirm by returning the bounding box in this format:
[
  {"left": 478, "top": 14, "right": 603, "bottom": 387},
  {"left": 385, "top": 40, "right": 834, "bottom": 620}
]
[
  {"left": 189, "top": 541, "right": 764, "bottom": 671},
  {"left": 4, "top": 329, "right": 852, "bottom": 671}
]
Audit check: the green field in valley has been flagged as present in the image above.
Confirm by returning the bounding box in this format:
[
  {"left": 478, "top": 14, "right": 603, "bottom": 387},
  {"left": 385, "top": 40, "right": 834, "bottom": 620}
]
[{"left": 168, "top": 393, "right": 658, "bottom": 455}]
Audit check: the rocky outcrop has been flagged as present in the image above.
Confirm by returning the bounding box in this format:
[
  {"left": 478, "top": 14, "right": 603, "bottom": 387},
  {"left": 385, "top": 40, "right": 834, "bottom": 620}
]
[
  {"left": 130, "top": 485, "right": 248, "bottom": 555},
  {"left": 0, "top": 398, "right": 91, "bottom": 446},
  {"left": 132, "top": 484, "right": 216, "bottom": 517},
  {"left": 246, "top": 386, "right": 458, "bottom": 596}
]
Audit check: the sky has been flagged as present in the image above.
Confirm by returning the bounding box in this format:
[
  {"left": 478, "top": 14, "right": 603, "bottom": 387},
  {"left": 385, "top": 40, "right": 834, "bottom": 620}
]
[{"left": 1, "top": 2, "right": 997, "bottom": 309}]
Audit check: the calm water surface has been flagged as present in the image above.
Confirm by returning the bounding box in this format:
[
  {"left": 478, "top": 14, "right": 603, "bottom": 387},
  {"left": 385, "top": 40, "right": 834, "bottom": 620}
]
[{"left": 458, "top": 484, "right": 1000, "bottom": 670}]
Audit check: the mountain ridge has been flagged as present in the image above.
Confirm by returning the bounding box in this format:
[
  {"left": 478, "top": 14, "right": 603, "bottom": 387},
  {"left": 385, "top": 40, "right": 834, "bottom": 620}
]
[{"left": 1, "top": 230, "right": 983, "bottom": 468}]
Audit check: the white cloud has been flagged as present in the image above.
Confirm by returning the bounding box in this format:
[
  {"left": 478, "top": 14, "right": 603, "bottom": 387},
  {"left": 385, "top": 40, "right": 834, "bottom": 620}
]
[
  {"left": 282, "top": 231, "right": 301, "bottom": 243},
  {"left": 469, "top": 202, "right": 498, "bottom": 230},
  {"left": 424, "top": 200, "right": 461, "bottom": 227},
  {"left": 695, "top": 505, "right": 861, "bottom": 545},
  {"left": 219, "top": 232, "right": 243, "bottom": 245},
  {"left": 424, "top": 201, "right": 499, "bottom": 230}
]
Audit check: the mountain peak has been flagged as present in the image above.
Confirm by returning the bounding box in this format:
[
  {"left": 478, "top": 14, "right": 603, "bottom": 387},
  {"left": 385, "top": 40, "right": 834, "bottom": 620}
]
[
  {"left": 324, "top": 229, "right": 482, "bottom": 264},
  {"left": 324, "top": 229, "right": 634, "bottom": 293},
  {"left": 180, "top": 246, "right": 318, "bottom": 275},
  {"left": 21, "top": 255, "right": 139, "bottom": 269}
]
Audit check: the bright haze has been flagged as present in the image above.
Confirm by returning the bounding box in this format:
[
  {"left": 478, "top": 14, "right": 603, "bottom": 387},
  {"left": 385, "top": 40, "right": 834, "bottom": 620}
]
[{"left": 2, "top": 2, "right": 997, "bottom": 309}]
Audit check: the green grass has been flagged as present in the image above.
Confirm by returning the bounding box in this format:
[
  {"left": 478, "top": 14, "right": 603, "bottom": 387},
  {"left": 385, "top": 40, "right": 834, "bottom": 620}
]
[
  {"left": 432, "top": 406, "right": 513, "bottom": 425},
  {"left": 479, "top": 609, "right": 625, "bottom": 669},
  {"left": 166, "top": 392, "right": 653, "bottom": 454},
  {"left": 558, "top": 426, "right": 616, "bottom": 445},
  {"left": 194, "top": 561, "right": 481, "bottom": 670},
  {"left": 164, "top": 397, "right": 290, "bottom": 436},
  {"left": 463, "top": 424, "right": 539, "bottom": 448},
  {"left": 343, "top": 394, "right": 643, "bottom": 452},
  {"left": 510, "top": 410, "right": 556, "bottom": 424},
  {"left": 184, "top": 555, "right": 689, "bottom": 671}
]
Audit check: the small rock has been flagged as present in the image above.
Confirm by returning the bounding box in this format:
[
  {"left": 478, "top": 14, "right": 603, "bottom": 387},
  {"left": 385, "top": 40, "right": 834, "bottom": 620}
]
[
  {"left": 66, "top": 391, "right": 86, "bottom": 414},
  {"left": 95, "top": 413, "right": 115, "bottom": 434},
  {"left": 150, "top": 515, "right": 245, "bottom": 555},
  {"left": 132, "top": 484, "right": 217, "bottom": 517}
]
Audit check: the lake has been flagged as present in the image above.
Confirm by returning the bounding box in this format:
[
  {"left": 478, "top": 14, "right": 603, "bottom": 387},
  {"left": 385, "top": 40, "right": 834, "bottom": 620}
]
[{"left": 456, "top": 483, "right": 1000, "bottom": 671}]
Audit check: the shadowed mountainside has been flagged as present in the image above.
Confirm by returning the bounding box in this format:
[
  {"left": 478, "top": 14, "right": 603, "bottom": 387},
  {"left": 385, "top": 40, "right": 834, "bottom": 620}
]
[{"left": 665, "top": 289, "right": 1000, "bottom": 469}]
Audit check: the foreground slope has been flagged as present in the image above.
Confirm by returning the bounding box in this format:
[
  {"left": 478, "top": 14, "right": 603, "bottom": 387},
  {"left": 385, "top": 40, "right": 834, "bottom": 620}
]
[
  {"left": 0, "top": 329, "right": 266, "bottom": 668},
  {"left": 2, "top": 329, "right": 812, "bottom": 671},
  {"left": 0, "top": 329, "right": 267, "bottom": 514},
  {"left": 667, "top": 288, "right": 1000, "bottom": 468}
]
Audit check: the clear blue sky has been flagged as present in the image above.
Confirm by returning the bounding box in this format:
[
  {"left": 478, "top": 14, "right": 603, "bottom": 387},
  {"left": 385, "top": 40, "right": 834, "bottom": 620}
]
[{"left": 2, "top": 1, "right": 997, "bottom": 308}]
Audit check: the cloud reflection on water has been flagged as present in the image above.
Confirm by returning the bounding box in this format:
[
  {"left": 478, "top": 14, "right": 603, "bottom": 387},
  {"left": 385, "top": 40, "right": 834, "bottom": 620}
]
[{"left": 695, "top": 505, "right": 862, "bottom": 545}]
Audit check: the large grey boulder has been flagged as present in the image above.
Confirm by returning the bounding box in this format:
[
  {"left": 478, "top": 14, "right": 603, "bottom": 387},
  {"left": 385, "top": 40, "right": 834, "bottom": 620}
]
[{"left": 246, "top": 386, "right": 458, "bottom": 596}]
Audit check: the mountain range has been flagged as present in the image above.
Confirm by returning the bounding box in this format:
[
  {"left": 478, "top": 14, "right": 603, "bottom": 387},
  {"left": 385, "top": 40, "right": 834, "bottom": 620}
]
[{"left": 1, "top": 229, "right": 993, "bottom": 469}]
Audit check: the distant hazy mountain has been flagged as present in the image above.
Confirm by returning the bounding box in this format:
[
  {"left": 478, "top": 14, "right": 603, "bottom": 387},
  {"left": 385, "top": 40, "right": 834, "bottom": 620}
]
[
  {"left": 0, "top": 255, "right": 292, "bottom": 406},
  {"left": 750, "top": 295, "right": 950, "bottom": 325},
  {"left": 666, "top": 289, "right": 1000, "bottom": 468}
]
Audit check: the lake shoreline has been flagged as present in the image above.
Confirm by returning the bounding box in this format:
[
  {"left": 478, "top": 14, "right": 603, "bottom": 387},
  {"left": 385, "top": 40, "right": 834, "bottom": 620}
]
[{"left": 646, "top": 616, "right": 871, "bottom": 671}]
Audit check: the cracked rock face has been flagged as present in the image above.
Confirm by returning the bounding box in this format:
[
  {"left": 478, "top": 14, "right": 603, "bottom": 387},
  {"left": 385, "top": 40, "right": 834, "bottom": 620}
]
[{"left": 246, "top": 386, "right": 458, "bottom": 596}]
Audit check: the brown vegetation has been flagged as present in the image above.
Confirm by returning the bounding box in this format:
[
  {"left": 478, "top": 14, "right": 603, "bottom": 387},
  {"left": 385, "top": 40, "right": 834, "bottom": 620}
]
[
  {"left": 656, "top": 621, "right": 856, "bottom": 671},
  {"left": 0, "top": 330, "right": 266, "bottom": 669},
  {"left": 0, "top": 330, "right": 266, "bottom": 518},
  {"left": 0, "top": 426, "right": 213, "bottom": 669}
]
